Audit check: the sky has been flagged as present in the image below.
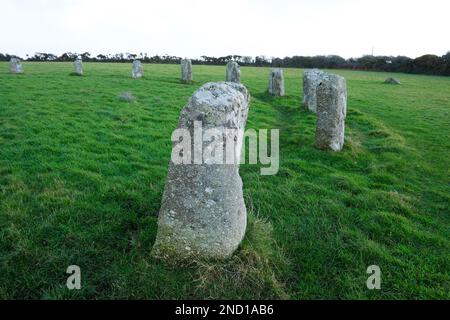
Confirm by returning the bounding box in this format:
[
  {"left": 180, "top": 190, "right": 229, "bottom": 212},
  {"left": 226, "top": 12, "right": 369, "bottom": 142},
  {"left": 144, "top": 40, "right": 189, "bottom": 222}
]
[{"left": 2, "top": 0, "right": 449, "bottom": 59}]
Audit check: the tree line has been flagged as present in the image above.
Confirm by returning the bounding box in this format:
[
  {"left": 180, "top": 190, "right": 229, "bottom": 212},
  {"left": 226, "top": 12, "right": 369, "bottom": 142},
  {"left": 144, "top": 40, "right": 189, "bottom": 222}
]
[{"left": 1, "top": 52, "right": 449, "bottom": 76}]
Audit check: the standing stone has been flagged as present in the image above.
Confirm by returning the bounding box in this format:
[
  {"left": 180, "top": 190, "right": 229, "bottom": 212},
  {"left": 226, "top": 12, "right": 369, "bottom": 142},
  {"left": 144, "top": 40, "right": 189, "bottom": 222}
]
[
  {"left": 132, "top": 60, "right": 144, "bottom": 79},
  {"left": 9, "top": 57, "right": 23, "bottom": 74},
  {"left": 268, "top": 68, "right": 284, "bottom": 96},
  {"left": 226, "top": 61, "right": 241, "bottom": 83},
  {"left": 73, "top": 58, "right": 83, "bottom": 76},
  {"left": 315, "top": 74, "right": 347, "bottom": 152},
  {"left": 303, "top": 69, "right": 326, "bottom": 113},
  {"left": 152, "top": 82, "right": 251, "bottom": 261},
  {"left": 180, "top": 58, "right": 193, "bottom": 84}
]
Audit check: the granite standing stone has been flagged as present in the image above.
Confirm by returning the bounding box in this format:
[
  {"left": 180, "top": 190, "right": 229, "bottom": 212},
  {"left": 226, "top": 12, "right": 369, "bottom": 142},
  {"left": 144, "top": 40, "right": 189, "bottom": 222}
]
[
  {"left": 315, "top": 74, "right": 347, "bottom": 152},
  {"left": 152, "top": 82, "right": 251, "bottom": 261},
  {"left": 268, "top": 68, "right": 284, "bottom": 96},
  {"left": 132, "top": 60, "right": 144, "bottom": 79},
  {"left": 303, "top": 69, "right": 326, "bottom": 113},
  {"left": 226, "top": 61, "right": 241, "bottom": 83},
  {"left": 181, "top": 59, "right": 193, "bottom": 83},
  {"left": 73, "top": 58, "right": 83, "bottom": 76},
  {"left": 9, "top": 58, "right": 23, "bottom": 74}
]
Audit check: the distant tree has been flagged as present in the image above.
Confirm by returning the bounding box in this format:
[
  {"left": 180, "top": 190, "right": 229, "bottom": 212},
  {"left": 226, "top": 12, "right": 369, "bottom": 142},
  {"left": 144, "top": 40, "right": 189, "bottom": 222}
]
[
  {"left": 411, "top": 55, "right": 446, "bottom": 75},
  {"left": 255, "top": 56, "right": 270, "bottom": 66},
  {"left": 241, "top": 56, "right": 253, "bottom": 65},
  {"left": 442, "top": 52, "right": 450, "bottom": 76},
  {"left": 2, "top": 50, "right": 449, "bottom": 76},
  {"left": 57, "top": 52, "right": 78, "bottom": 62},
  {"left": 80, "top": 52, "right": 91, "bottom": 61},
  {"left": 0, "top": 53, "right": 12, "bottom": 61}
]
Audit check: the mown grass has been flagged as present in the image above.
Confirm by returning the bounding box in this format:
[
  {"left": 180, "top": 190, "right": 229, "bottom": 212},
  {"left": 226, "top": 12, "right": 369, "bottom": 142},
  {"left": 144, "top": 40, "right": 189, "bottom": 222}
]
[{"left": 0, "top": 62, "right": 449, "bottom": 299}]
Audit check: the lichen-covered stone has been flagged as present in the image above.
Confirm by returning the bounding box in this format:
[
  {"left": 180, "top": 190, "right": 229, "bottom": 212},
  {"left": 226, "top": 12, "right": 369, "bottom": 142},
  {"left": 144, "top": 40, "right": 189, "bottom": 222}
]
[
  {"left": 73, "top": 58, "right": 83, "bottom": 76},
  {"left": 226, "top": 61, "right": 241, "bottom": 83},
  {"left": 268, "top": 68, "right": 284, "bottom": 96},
  {"left": 181, "top": 59, "right": 193, "bottom": 83},
  {"left": 9, "top": 58, "right": 23, "bottom": 74},
  {"left": 303, "top": 69, "right": 326, "bottom": 113},
  {"left": 315, "top": 74, "right": 347, "bottom": 152},
  {"left": 384, "top": 77, "right": 401, "bottom": 85},
  {"left": 132, "top": 60, "right": 144, "bottom": 79},
  {"left": 152, "top": 82, "right": 251, "bottom": 261}
]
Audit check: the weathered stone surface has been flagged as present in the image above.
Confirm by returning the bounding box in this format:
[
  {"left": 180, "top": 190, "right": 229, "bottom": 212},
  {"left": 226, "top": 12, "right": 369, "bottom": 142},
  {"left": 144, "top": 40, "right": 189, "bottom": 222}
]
[
  {"left": 384, "top": 77, "right": 401, "bottom": 85},
  {"left": 268, "top": 68, "right": 284, "bottom": 96},
  {"left": 73, "top": 58, "right": 83, "bottom": 76},
  {"left": 152, "top": 82, "right": 251, "bottom": 261},
  {"left": 226, "top": 61, "right": 241, "bottom": 83},
  {"left": 303, "top": 69, "right": 326, "bottom": 113},
  {"left": 132, "top": 60, "right": 144, "bottom": 79},
  {"left": 9, "top": 58, "right": 23, "bottom": 74},
  {"left": 315, "top": 74, "right": 347, "bottom": 152},
  {"left": 181, "top": 59, "right": 193, "bottom": 83}
]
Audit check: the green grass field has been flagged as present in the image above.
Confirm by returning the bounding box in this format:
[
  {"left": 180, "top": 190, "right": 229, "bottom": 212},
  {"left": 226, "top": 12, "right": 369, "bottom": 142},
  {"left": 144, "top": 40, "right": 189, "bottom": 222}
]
[{"left": 0, "top": 62, "right": 449, "bottom": 299}]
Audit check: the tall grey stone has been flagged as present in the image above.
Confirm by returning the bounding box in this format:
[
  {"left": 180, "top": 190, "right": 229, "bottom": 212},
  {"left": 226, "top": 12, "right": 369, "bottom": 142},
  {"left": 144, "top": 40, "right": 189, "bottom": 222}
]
[
  {"left": 132, "top": 60, "right": 144, "bottom": 79},
  {"left": 303, "top": 69, "right": 326, "bottom": 113},
  {"left": 268, "top": 68, "right": 284, "bottom": 96},
  {"left": 181, "top": 58, "right": 193, "bottom": 83},
  {"left": 226, "top": 61, "right": 241, "bottom": 83},
  {"left": 73, "top": 58, "right": 83, "bottom": 76},
  {"left": 9, "top": 58, "right": 23, "bottom": 74},
  {"left": 315, "top": 74, "right": 347, "bottom": 152},
  {"left": 152, "top": 82, "right": 251, "bottom": 261}
]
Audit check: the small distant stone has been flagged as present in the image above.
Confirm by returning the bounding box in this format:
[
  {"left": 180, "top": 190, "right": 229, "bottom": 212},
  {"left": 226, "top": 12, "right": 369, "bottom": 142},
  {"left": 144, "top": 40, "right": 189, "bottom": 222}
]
[
  {"left": 9, "top": 57, "right": 23, "bottom": 74},
  {"left": 132, "top": 60, "right": 144, "bottom": 79},
  {"left": 73, "top": 58, "right": 83, "bottom": 76},
  {"left": 268, "top": 68, "right": 285, "bottom": 96},
  {"left": 226, "top": 61, "right": 241, "bottom": 83},
  {"left": 384, "top": 77, "right": 401, "bottom": 85},
  {"left": 118, "top": 92, "right": 135, "bottom": 102},
  {"left": 180, "top": 59, "right": 193, "bottom": 84}
]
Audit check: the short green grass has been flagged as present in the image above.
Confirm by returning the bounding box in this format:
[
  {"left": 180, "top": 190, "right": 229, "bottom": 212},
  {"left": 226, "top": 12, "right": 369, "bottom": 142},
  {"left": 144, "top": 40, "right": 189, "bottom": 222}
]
[{"left": 0, "top": 62, "right": 449, "bottom": 299}]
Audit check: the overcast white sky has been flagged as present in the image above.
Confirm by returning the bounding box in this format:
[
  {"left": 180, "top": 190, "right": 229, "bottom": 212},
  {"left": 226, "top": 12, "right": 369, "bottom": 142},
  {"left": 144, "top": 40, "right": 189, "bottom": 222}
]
[{"left": 2, "top": 0, "right": 449, "bottom": 59}]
